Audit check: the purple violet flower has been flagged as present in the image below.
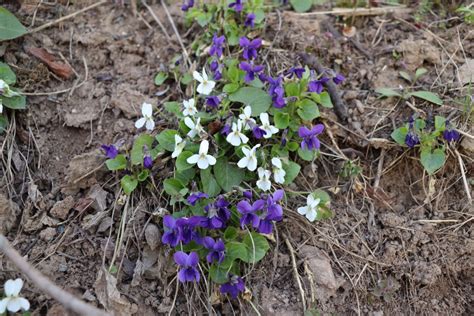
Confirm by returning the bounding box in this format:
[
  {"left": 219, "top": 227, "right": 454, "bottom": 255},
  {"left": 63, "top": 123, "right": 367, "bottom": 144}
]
[
  {"left": 220, "top": 275, "right": 245, "bottom": 299},
  {"left": 298, "top": 124, "right": 324, "bottom": 151},
  {"left": 405, "top": 132, "right": 420, "bottom": 148},
  {"left": 240, "top": 61, "right": 264, "bottom": 83},
  {"left": 333, "top": 73, "right": 345, "bottom": 85},
  {"left": 174, "top": 251, "right": 200, "bottom": 282},
  {"left": 162, "top": 215, "right": 181, "bottom": 247},
  {"left": 243, "top": 190, "right": 253, "bottom": 200},
  {"left": 206, "top": 96, "right": 221, "bottom": 108},
  {"left": 101, "top": 144, "right": 118, "bottom": 159},
  {"left": 443, "top": 121, "right": 460, "bottom": 142},
  {"left": 228, "top": 0, "right": 244, "bottom": 12},
  {"left": 203, "top": 237, "right": 226, "bottom": 264},
  {"left": 202, "top": 197, "right": 231, "bottom": 229},
  {"left": 237, "top": 199, "right": 264, "bottom": 229},
  {"left": 244, "top": 13, "right": 256, "bottom": 28},
  {"left": 181, "top": 0, "right": 194, "bottom": 11},
  {"left": 267, "top": 76, "right": 287, "bottom": 108},
  {"left": 285, "top": 67, "right": 305, "bottom": 79},
  {"left": 176, "top": 217, "right": 202, "bottom": 244},
  {"left": 187, "top": 192, "right": 209, "bottom": 206},
  {"left": 308, "top": 77, "right": 329, "bottom": 94},
  {"left": 210, "top": 60, "right": 219, "bottom": 72},
  {"left": 239, "top": 37, "right": 262, "bottom": 60},
  {"left": 210, "top": 34, "right": 225, "bottom": 58},
  {"left": 252, "top": 126, "right": 267, "bottom": 139},
  {"left": 220, "top": 124, "right": 231, "bottom": 136},
  {"left": 265, "top": 189, "right": 284, "bottom": 220},
  {"left": 143, "top": 155, "right": 153, "bottom": 169}
]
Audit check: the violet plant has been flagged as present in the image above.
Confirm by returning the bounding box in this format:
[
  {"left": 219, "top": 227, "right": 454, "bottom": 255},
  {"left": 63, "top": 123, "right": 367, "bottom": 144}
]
[
  {"left": 0, "top": 62, "right": 27, "bottom": 133},
  {"left": 104, "top": 0, "right": 337, "bottom": 300}
]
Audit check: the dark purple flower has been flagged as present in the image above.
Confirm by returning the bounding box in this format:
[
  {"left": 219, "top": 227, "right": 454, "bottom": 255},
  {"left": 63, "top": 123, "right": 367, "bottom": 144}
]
[
  {"left": 267, "top": 76, "right": 287, "bottom": 108},
  {"left": 239, "top": 37, "right": 262, "bottom": 60},
  {"left": 174, "top": 251, "right": 200, "bottom": 282},
  {"left": 259, "top": 73, "right": 269, "bottom": 82},
  {"left": 101, "top": 144, "right": 118, "bottom": 159},
  {"left": 265, "top": 189, "right": 284, "bottom": 220},
  {"left": 243, "top": 190, "right": 253, "bottom": 200},
  {"left": 143, "top": 155, "right": 153, "bottom": 169},
  {"left": 220, "top": 275, "right": 245, "bottom": 298},
  {"left": 333, "top": 73, "right": 345, "bottom": 85},
  {"left": 258, "top": 215, "right": 273, "bottom": 234},
  {"left": 228, "top": 0, "right": 243, "bottom": 12},
  {"left": 298, "top": 124, "right": 324, "bottom": 151},
  {"left": 252, "top": 126, "right": 267, "bottom": 139},
  {"left": 203, "top": 237, "right": 226, "bottom": 264},
  {"left": 210, "top": 34, "right": 225, "bottom": 58},
  {"left": 240, "top": 61, "right": 264, "bottom": 83},
  {"left": 443, "top": 121, "right": 460, "bottom": 142},
  {"left": 202, "top": 197, "right": 231, "bottom": 229},
  {"left": 162, "top": 215, "right": 181, "bottom": 247},
  {"left": 181, "top": 0, "right": 194, "bottom": 11},
  {"left": 405, "top": 132, "right": 420, "bottom": 148},
  {"left": 237, "top": 199, "right": 264, "bottom": 229},
  {"left": 220, "top": 124, "right": 231, "bottom": 136},
  {"left": 206, "top": 96, "right": 221, "bottom": 108},
  {"left": 285, "top": 67, "right": 305, "bottom": 79},
  {"left": 210, "top": 60, "right": 219, "bottom": 72},
  {"left": 187, "top": 192, "right": 209, "bottom": 206},
  {"left": 281, "top": 128, "right": 288, "bottom": 147},
  {"left": 176, "top": 217, "right": 202, "bottom": 244},
  {"left": 244, "top": 13, "right": 255, "bottom": 28},
  {"left": 308, "top": 77, "right": 329, "bottom": 94}
]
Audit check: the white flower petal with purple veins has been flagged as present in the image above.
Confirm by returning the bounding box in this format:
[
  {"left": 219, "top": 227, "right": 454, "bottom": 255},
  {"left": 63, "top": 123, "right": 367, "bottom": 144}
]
[
  {"left": 259, "top": 112, "right": 278, "bottom": 139},
  {"left": 183, "top": 99, "right": 197, "bottom": 117},
  {"left": 256, "top": 167, "right": 272, "bottom": 191},
  {"left": 172, "top": 134, "right": 186, "bottom": 158},
  {"left": 238, "top": 105, "right": 256, "bottom": 130},
  {"left": 271, "top": 157, "right": 286, "bottom": 184},
  {"left": 135, "top": 102, "right": 155, "bottom": 131},
  {"left": 185, "top": 117, "right": 204, "bottom": 138},
  {"left": 226, "top": 120, "right": 248, "bottom": 146},
  {"left": 237, "top": 144, "right": 260, "bottom": 171},
  {"left": 297, "top": 194, "right": 321, "bottom": 222},
  {"left": 186, "top": 140, "right": 216, "bottom": 170},
  {"left": 0, "top": 279, "right": 30, "bottom": 314},
  {"left": 194, "top": 69, "right": 215, "bottom": 95}
]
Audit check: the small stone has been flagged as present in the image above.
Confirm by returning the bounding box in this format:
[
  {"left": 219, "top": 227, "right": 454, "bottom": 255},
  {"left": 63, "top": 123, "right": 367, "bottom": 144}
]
[
  {"left": 50, "top": 196, "right": 75, "bottom": 220},
  {"left": 355, "top": 99, "right": 365, "bottom": 113},
  {"left": 39, "top": 227, "right": 56, "bottom": 241}
]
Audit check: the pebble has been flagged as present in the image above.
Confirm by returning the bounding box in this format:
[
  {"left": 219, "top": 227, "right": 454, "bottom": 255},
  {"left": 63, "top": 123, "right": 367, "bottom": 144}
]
[{"left": 355, "top": 99, "right": 365, "bottom": 114}]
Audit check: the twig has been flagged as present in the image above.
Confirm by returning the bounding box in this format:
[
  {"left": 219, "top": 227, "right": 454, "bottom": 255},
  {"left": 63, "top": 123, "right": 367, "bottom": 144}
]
[
  {"left": 454, "top": 149, "right": 472, "bottom": 204},
  {"left": 28, "top": 0, "right": 108, "bottom": 34},
  {"left": 160, "top": 0, "right": 191, "bottom": 67},
  {"left": 141, "top": 0, "right": 172, "bottom": 40},
  {"left": 299, "top": 53, "right": 348, "bottom": 122},
  {"left": 282, "top": 5, "right": 412, "bottom": 17},
  {"left": 284, "top": 238, "right": 306, "bottom": 310},
  {"left": 0, "top": 235, "right": 110, "bottom": 316}
]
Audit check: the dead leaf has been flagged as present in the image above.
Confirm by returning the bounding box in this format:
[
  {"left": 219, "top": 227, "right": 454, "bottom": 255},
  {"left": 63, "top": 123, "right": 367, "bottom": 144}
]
[
  {"left": 50, "top": 196, "right": 75, "bottom": 220},
  {"left": 342, "top": 25, "right": 356, "bottom": 37},
  {"left": 26, "top": 47, "right": 74, "bottom": 79},
  {"left": 131, "top": 259, "right": 144, "bottom": 287},
  {"left": 145, "top": 224, "right": 161, "bottom": 250},
  {"left": 87, "top": 184, "right": 108, "bottom": 212},
  {"left": 94, "top": 267, "right": 136, "bottom": 316}
]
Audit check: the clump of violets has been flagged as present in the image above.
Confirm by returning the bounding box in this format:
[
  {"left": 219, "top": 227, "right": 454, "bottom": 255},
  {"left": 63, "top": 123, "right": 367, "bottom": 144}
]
[
  {"left": 299, "top": 124, "right": 324, "bottom": 151},
  {"left": 237, "top": 190, "right": 284, "bottom": 234},
  {"left": 174, "top": 251, "right": 200, "bottom": 282}
]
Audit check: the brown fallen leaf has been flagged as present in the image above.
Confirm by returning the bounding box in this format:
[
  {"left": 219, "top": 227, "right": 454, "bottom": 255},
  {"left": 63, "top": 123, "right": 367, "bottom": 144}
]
[{"left": 27, "top": 47, "right": 74, "bottom": 79}]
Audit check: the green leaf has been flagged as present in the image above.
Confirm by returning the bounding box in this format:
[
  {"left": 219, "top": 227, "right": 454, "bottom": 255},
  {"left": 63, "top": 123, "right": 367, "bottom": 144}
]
[
  {"left": 420, "top": 148, "right": 445, "bottom": 175},
  {"left": 0, "top": 62, "right": 16, "bottom": 84},
  {"left": 164, "top": 101, "right": 182, "bottom": 117},
  {"left": 414, "top": 68, "right": 427, "bottom": 81},
  {"left": 375, "top": 88, "right": 402, "bottom": 98},
  {"left": 319, "top": 92, "right": 333, "bottom": 108},
  {"left": 290, "top": 0, "right": 312, "bottom": 13},
  {"left": 408, "top": 91, "right": 443, "bottom": 106},
  {"left": 131, "top": 134, "right": 154, "bottom": 165},
  {"left": 180, "top": 73, "right": 193, "bottom": 85},
  {"left": 105, "top": 154, "right": 127, "bottom": 171},
  {"left": 0, "top": 7, "right": 27, "bottom": 41},
  {"left": 1, "top": 95, "right": 26, "bottom": 109},
  {"left": 223, "top": 83, "right": 240, "bottom": 93},
  {"left": 201, "top": 168, "right": 221, "bottom": 197},
  {"left": 226, "top": 241, "right": 248, "bottom": 261},
  {"left": 176, "top": 151, "right": 194, "bottom": 171},
  {"left": 137, "top": 169, "right": 150, "bottom": 182},
  {"left": 286, "top": 141, "right": 299, "bottom": 152},
  {"left": 224, "top": 227, "right": 238, "bottom": 241},
  {"left": 434, "top": 116, "right": 446, "bottom": 131},
  {"left": 391, "top": 126, "right": 409, "bottom": 146},
  {"left": 399, "top": 71, "right": 411, "bottom": 82},
  {"left": 285, "top": 82, "right": 300, "bottom": 97},
  {"left": 213, "top": 157, "right": 244, "bottom": 192},
  {"left": 209, "top": 264, "right": 231, "bottom": 284},
  {"left": 283, "top": 161, "right": 301, "bottom": 185},
  {"left": 156, "top": 129, "right": 177, "bottom": 152},
  {"left": 297, "top": 99, "right": 320, "bottom": 121},
  {"left": 175, "top": 168, "right": 195, "bottom": 185},
  {"left": 0, "top": 115, "right": 8, "bottom": 133},
  {"left": 298, "top": 148, "right": 316, "bottom": 161},
  {"left": 242, "top": 232, "right": 270, "bottom": 263},
  {"left": 163, "top": 178, "right": 185, "bottom": 196},
  {"left": 312, "top": 189, "right": 331, "bottom": 204},
  {"left": 274, "top": 112, "right": 290, "bottom": 129},
  {"left": 121, "top": 175, "right": 138, "bottom": 195},
  {"left": 154, "top": 72, "right": 168, "bottom": 86},
  {"left": 229, "top": 87, "right": 272, "bottom": 116}
]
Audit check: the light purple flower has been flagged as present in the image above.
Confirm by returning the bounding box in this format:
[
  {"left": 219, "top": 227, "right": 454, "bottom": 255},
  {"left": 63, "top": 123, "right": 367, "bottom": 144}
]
[
  {"left": 174, "top": 251, "right": 200, "bottom": 282},
  {"left": 298, "top": 124, "right": 324, "bottom": 151}
]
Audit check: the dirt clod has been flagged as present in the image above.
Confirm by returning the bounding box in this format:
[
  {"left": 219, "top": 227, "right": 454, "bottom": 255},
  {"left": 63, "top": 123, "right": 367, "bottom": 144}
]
[
  {"left": 0, "top": 194, "right": 20, "bottom": 234},
  {"left": 50, "top": 196, "right": 75, "bottom": 220}
]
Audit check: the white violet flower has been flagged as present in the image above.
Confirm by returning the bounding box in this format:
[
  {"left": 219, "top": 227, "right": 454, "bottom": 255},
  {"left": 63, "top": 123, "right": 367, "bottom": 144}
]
[
  {"left": 172, "top": 134, "right": 186, "bottom": 158},
  {"left": 193, "top": 69, "right": 216, "bottom": 95},
  {"left": 297, "top": 194, "right": 321, "bottom": 222},
  {"left": 238, "top": 105, "right": 256, "bottom": 130},
  {"left": 271, "top": 157, "right": 286, "bottom": 184},
  {"left": 187, "top": 139, "right": 216, "bottom": 170},
  {"left": 237, "top": 144, "right": 261, "bottom": 171},
  {"left": 184, "top": 116, "right": 204, "bottom": 138},
  {"left": 183, "top": 99, "right": 198, "bottom": 117},
  {"left": 0, "top": 278, "right": 30, "bottom": 314},
  {"left": 256, "top": 167, "right": 272, "bottom": 191},
  {"left": 226, "top": 120, "right": 249, "bottom": 146},
  {"left": 259, "top": 112, "right": 278, "bottom": 139},
  {"left": 135, "top": 102, "right": 155, "bottom": 131},
  {"left": 0, "top": 99, "right": 2, "bottom": 114}
]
